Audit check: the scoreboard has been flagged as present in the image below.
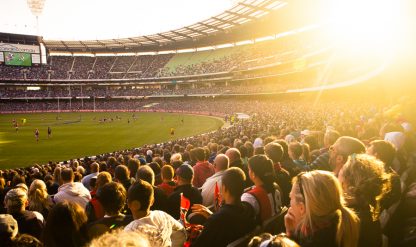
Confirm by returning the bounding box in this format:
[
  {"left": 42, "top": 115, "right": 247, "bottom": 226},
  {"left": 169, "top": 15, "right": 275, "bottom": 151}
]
[{"left": 0, "top": 42, "right": 42, "bottom": 66}]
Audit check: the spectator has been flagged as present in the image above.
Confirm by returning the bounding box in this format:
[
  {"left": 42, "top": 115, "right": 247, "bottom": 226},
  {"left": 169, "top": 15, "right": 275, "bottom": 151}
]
[
  {"left": 28, "top": 179, "right": 53, "bottom": 218},
  {"left": 86, "top": 171, "right": 112, "bottom": 222},
  {"left": 190, "top": 147, "right": 215, "bottom": 188},
  {"left": 88, "top": 229, "right": 150, "bottom": 247},
  {"left": 191, "top": 167, "right": 256, "bottom": 247},
  {"left": 310, "top": 130, "right": 340, "bottom": 171},
  {"left": 265, "top": 142, "right": 291, "bottom": 207},
  {"left": 284, "top": 170, "right": 360, "bottom": 246},
  {"left": 329, "top": 136, "right": 366, "bottom": 176},
  {"left": 88, "top": 182, "right": 133, "bottom": 239},
  {"left": 242, "top": 155, "right": 282, "bottom": 223},
  {"left": 114, "top": 165, "right": 134, "bottom": 191},
  {"left": 338, "top": 154, "right": 390, "bottom": 247},
  {"left": 248, "top": 233, "right": 300, "bottom": 247},
  {"left": 43, "top": 201, "right": 88, "bottom": 247},
  {"left": 136, "top": 166, "right": 168, "bottom": 212},
  {"left": 4, "top": 188, "right": 44, "bottom": 239},
  {"left": 127, "top": 159, "right": 140, "bottom": 180},
  {"left": 167, "top": 164, "right": 202, "bottom": 219},
  {"left": 288, "top": 142, "right": 308, "bottom": 173},
  {"left": 200, "top": 154, "right": 229, "bottom": 207},
  {"left": 54, "top": 168, "right": 91, "bottom": 209},
  {"left": 124, "top": 180, "right": 186, "bottom": 247},
  {"left": 82, "top": 162, "right": 99, "bottom": 191},
  {"left": 0, "top": 214, "right": 18, "bottom": 245},
  {"left": 158, "top": 165, "right": 176, "bottom": 197}
]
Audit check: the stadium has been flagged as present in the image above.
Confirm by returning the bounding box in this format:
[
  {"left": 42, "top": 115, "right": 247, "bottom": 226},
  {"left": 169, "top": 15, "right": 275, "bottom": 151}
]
[{"left": 0, "top": 0, "right": 415, "bottom": 246}]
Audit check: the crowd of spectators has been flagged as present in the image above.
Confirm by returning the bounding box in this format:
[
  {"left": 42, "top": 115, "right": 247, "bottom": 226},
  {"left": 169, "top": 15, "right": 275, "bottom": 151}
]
[
  {"left": 0, "top": 97, "right": 415, "bottom": 246},
  {"left": 0, "top": 34, "right": 325, "bottom": 81}
]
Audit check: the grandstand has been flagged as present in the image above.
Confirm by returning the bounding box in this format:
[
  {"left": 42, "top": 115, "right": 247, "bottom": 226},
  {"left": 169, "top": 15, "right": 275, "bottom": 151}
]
[{"left": 0, "top": 0, "right": 415, "bottom": 247}]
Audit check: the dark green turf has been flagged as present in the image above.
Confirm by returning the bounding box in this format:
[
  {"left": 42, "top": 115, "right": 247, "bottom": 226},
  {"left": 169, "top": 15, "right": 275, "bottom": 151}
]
[{"left": 0, "top": 112, "right": 223, "bottom": 169}]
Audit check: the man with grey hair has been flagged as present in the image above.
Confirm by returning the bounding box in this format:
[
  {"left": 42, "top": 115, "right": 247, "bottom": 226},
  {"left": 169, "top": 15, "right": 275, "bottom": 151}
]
[
  {"left": 4, "top": 188, "right": 44, "bottom": 239},
  {"left": 200, "top": 154, "right": 229, "bottom": 207}
]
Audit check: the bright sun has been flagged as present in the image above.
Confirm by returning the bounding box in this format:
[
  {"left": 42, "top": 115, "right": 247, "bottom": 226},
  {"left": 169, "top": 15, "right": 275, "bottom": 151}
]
[{"left": 325, "top": 0, "right": 404, "bottom": 55}]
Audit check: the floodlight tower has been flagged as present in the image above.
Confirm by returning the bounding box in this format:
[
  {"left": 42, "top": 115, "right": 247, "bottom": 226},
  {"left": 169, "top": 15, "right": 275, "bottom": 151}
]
[{"left": 27, "top": 0, "right": 46, "bottom": 35}]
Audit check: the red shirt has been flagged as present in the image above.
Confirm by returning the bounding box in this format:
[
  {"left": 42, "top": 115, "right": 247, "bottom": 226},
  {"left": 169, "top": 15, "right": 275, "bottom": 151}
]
[
  {"left": 157, "top": 181, "right": 176, "bottom": 197},
  {"left": 192, "top": 161, "right": 215, "bottom": 188}
]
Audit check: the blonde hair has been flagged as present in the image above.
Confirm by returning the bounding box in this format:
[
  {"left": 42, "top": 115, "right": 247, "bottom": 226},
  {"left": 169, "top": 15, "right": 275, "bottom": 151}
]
[
  {"left": 341, "top": 154, "right": 390, "bottom": 220},
  {"left": 88, "top": 229, "right": 149, "bottom": 247},
  {"left": 293, "top": 171, "right": 359, "bottom": 247},
  {"left": 28, "top": 179, "right": 51, "bottom": 213}
]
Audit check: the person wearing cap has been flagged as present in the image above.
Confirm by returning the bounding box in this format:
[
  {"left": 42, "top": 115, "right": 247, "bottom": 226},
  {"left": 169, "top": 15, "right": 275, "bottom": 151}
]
[
  {"left": 4, "top": 188, "right": 44, "bottom": 239},
  {"left": 0, "top": 214, "right": 18, "bottom": 244},
  {"left": 166, "top": 164, "right": 202, "bottom": 219}
]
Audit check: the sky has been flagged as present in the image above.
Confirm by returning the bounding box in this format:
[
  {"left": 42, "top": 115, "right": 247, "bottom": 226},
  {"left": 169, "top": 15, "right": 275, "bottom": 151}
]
[{"left": 0, "top": 0, "right": 239, "bottom": 40}]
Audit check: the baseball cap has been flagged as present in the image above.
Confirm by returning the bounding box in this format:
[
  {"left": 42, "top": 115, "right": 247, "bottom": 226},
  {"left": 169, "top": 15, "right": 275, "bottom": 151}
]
[
  {"left": 176, "top": 164, "right": 194, "bottom": 180},
  {"left": 0, "top": 214, "right": 18, "bottom": 239}
]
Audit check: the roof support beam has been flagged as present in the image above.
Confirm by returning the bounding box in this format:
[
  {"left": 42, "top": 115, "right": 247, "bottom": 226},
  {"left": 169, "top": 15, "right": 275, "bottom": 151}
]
[
  {"left": 225, "top": 10, "right": 256, "bottom": 20},
  {"left": 197, "top": 22, "right": 224, "bottom": 31}
]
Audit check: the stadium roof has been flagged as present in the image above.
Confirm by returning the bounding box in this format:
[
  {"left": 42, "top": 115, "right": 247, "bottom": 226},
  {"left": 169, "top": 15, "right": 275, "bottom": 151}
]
[{"left": 43, "top": 0, "right": 293, "bottom": 53}]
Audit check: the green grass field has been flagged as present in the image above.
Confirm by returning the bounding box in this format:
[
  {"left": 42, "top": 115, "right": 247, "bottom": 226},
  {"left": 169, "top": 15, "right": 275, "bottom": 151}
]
[{"left": 0, "top": 112, "right": 223, "bottom": 169}]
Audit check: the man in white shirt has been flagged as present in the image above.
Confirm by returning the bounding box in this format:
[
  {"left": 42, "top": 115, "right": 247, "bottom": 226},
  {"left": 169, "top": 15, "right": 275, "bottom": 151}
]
[
  {"left": 124, "top": 180, "right": 186, "bottom": 247},
  {"left": 200, "top": 154, "right": 229, "bottom": 207}
]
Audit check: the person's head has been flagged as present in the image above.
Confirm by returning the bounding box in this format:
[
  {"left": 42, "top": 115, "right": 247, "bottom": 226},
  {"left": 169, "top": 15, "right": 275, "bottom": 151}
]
[
  {"left": 161, "top": 165, "right": 174, "bottom": 182},
  {"left": 148, "top": 162, "right": 161, "bottom": 176},
  {"left": 176, "top": 164, "right": 194, "bottom": 185},
  {"left": 275, "top": 140, "right": 289, "bottom": 161},
  {"left": 60, "top": 168, "right": 75, "bottom": 184},
  {"left": 324, "top": 130, "right": 341, "bottom": 148},
  {"left": 190, "top": 147, "right": 206, "bottom": 162},
  {"left": 329, "top": 136, "right": 366, "bottom": 175},
  {"left": 114, "top": 165, "right": 130, "bottom": 182},
  {"left": 225, "top": 148, "right": 241, "bottom": 164},
  {"left": 221, "top": 167, "right": 246, "bottom": 203},
  {"left": 289, "top": 171, "right": 359, "bottom": 247},
  {"left": 338, "top": 154, "right": 389, "bottom": 219},
  {"left": 90, "top": 162, "right": 99, "bottom": 173},
  {"left": 88, "top": 229, "right": 150, "bottom": 247},
  {"left": 96, "top": 171, "right": 112, "bottom": 189},
  {"left": 136, "top": 166, "right": 155, "bottom": 186},
  {"left": 97, "top": 182, "right": 127, "bottom": 216},
  {"left": 43, "top": 201, "right": 88, "bottom": 247},
  {"left": 28, "top": 179, "right": 50, "bottom": 213},
  {"left": 127, "top": 159, "right": 140, "bottom": 179},
  {"left": 127, "top": 180, "right": 154, "bottom": 218},
  {"left": 4, "top": 188, "right": 27, "bottom": 214},
  {"left": 248, "top": 155, "right": 276, "bottom": 192},
  {"left": 265, "top": 142, "right": 284, "bottom": 164},
  {"left": 367, "top": 140, "right": 396, "bottom": 169},
  {"left": 0, "top": 214, "right": 18, "bottom": 243},
  {"left": 213, "top": 154, "right": 229, "bottom": 172},
  {"left": 170, "top": 153, "right": 182, "bottom": 163},
  {"left": 288, "top": 142, "right": 303, "bottom": 160},
  {"left": 248, "top": 233, "right": 300, "bottom": 247}
]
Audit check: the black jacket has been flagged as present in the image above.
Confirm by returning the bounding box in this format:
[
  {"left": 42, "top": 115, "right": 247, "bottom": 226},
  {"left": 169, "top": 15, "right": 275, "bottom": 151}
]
[
  {"left": 191, "top": 203, "right": 256, "bottom": 247},
  {"left": 167, "top": 184, "right": 202, "bottom": 220}
]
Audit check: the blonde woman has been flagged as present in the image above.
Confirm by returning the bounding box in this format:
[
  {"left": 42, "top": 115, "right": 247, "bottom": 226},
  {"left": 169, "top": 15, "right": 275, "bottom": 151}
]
[
  {"left": 284, "top": 170, "right": 360, "bottom": 247},
  {"left": 28, "top": 179, "right": 53, "bottom": 218},
  {"left": 338, "top": 154, "right": 390, "bottom": 247}
]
